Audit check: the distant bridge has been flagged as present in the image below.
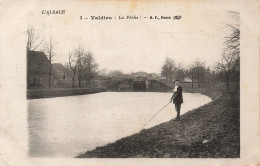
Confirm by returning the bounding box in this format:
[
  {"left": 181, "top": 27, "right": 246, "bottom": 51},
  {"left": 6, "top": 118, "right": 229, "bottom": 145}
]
[
  {"left": 132, "top": 76, "right": 148, "bottom": 92},
  {"left": 110, "top": 76, "right": 171, "bottom": 92}
]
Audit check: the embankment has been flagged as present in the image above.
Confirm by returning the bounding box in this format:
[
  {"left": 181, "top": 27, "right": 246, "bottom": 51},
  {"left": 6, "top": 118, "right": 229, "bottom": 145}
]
[
  {"left": 76, "top": 85, "right": 239, "bottom": 158},
  {"left": 27, "top": 87, "right": 106, "bottom": 99}
]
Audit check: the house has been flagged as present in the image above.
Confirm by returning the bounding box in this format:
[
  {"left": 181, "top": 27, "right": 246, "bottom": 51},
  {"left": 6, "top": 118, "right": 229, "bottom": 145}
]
[
  {"left": 131, "top": 71, "right": 148, "bottom": 78},
  {"left": 27, "top": 50, "right": 50, "bottom": 88},
  {"left": 148, "top": 73, "right": 159, "bottom": 80},
  {"left": 159, "top": 77, "right": 167, "bottom": 81}
]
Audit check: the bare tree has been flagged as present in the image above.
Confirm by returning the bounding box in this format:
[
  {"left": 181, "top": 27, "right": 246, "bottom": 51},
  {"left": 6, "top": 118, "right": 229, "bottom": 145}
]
[
  {"left": 74, "top": 46, "right": 85, "bottom": 88},
  {"left": 69, "top": 51, "right": 77, "bottom": 88},
  {"left": 190, "top": 66, "right": 194, "bottom": 88},
  {"left": 192, "top": 60, "right": 205, "bottom": 88},
  {"left": 161, "top": 57, "right": 176, "bottom": 82},
  {"left": 26, "top": 25, "right": 44, "bottom": 51},
  {"left": 44, "top": 36, "right": 56, "bottom": 88},
  {"left": 26, "top": 25, "right": 44, "bottom": 88},
  {"left": 185, "top": 65, "right": 195, "bottom": 88},
  {"left": 68, "top": 46, "right": 99, "bottom": 88},
  {"left": 225, "top": 11, "right": 240, "bottom": 58},
  {"left": 82, "top": 51, "right": 98, "bottom": 87},
  {"left": 174, "top": 63, "right": 185, "bottom": 81},
  {"left": 217, "top": 11, "right": 240, "bottom": 91},
  {"left": 217, "top": 50, "right": 238, "bottom": 91},
  {"left": 211, "top": 65, "right": 218, "bottom": 89},
  {"left": 63, "top": 63, "right": 69, "bottom": 81}
]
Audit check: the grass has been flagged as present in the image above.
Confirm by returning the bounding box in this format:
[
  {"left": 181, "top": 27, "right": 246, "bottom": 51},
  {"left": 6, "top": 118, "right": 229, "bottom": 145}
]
[{"left": 76, "top": 82, "right": 240, "bottom": 158}]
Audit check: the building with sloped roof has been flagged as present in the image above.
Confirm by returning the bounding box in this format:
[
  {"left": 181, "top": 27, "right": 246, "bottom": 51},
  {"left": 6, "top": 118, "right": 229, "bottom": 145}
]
[{"left": 27, "top": 50, "right": 50, "bottom": 89}]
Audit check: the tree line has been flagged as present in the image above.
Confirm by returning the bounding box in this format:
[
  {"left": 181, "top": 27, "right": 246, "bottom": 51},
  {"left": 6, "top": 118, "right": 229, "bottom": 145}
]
[
  {"left": 68, "top": 47, "right": 98, "bottom": 88},
  {"left": 26, "top": 26, "right": 98, "bottom": 89},
  {"left": 161, "top": 11, "right": 240, "bottom": 91}
]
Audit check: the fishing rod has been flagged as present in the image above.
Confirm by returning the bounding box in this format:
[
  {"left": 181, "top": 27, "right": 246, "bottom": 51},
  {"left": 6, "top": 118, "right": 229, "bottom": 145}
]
[{"left": 143, "top": 101, "right": 172, "bottom": 127}]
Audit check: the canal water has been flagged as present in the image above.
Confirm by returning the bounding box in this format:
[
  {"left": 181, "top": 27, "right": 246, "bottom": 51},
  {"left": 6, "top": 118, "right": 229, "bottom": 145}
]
[{"left": 28, "top": 92, "right": 212, "bottom": 157}]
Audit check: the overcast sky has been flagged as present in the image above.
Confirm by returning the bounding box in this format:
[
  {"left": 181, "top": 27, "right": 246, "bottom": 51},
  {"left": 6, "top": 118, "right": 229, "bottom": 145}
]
[{"left": 28, "top": 2, "right": 234, "bottom": 74}]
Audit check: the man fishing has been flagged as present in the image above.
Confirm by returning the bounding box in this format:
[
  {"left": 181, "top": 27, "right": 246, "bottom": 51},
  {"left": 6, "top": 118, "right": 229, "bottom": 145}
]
[
  {"left": 170, "top": 80, "right": 183, "bottom": 119},
  {"left": 144, "top": 80, "right": 184, "bottom": 127}
]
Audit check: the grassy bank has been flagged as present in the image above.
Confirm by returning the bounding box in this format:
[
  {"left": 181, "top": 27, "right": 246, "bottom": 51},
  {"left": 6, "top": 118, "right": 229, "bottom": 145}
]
[{"left": 76, "top": 83, "right": 240, "bottom": 158}]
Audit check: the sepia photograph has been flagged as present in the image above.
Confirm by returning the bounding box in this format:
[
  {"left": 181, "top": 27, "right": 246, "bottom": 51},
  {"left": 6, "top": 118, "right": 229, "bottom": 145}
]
[
  {"left": 26, "top": 8, "right": 240, "bottom": 158},
  {"left": 0, "top": 0, "right": 259, "bottom": 165}
]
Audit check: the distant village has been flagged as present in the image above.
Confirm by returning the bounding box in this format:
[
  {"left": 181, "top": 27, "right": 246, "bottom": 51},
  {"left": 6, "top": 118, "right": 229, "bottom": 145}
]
[{"left": 27, "top": 50, "right": 169, "bottom": 90}]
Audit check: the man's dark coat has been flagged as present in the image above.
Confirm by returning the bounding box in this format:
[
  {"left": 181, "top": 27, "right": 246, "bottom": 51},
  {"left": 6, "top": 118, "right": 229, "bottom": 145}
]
[{"left": 171, "top": 86, "right": 183, "bottom": 104}]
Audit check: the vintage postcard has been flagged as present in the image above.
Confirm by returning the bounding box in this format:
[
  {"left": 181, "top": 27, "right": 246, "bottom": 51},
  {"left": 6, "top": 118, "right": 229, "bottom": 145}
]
[{"left": 0, "top": 0, "right": 259, "bottom": 165}]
